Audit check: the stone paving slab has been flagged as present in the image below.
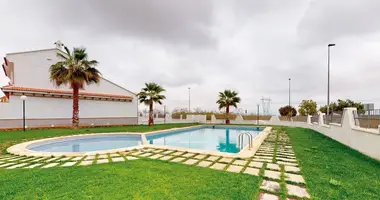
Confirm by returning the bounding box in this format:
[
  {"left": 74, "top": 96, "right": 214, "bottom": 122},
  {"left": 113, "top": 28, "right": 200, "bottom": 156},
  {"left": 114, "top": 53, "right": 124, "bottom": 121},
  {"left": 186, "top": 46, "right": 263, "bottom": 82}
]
[
  {"left": 264, "top": 170, "right": 281, "bottom": 180},
  {"left": 130, "top": 151, "right": 143, "bottom": 156},
  {"left": 184, "top": 159, "right": 197, "bottom": 165},
  {"left": 126, "top": 156, "right": 138, "bottom": 160},
  {"left": 249, "top": 161, "right": 264, "bottom": 168},
  {"left": 171, "top": 157, "right": 186, "bottom": 163},
  {"left": 260, "top": 180, "right": 281, "bottom": 193},
  {"left": 139, "top": 153, "right": 153, "bottom": 157},
  {"left": 206, "top": 156, "right": 220, "bottom": 161},
  {"left": 111, "top": 157, "right": 125, "bottom": 162},
  {"left": 98, "top": 154, "right": 109, "bottom": 159},
  {"left": 219, "top": 158, "right": 233, "bottom": 163},
  {"left": 159, "top": 156, "right": 173, "bottom": 161},
  {"left": 277, "top": 161, "right": 298, "bottom": 166},
  {"left": 25, "top": 163, "right": 43, "bottom": 168},
  {"left": 210, "top": 163, "right": 226, "bottom": 170},
  {"left": 85, "top": 156, "right": 96, "bottom": 160},
  {"left": 45, "top": 157, "right": 60, "bottom": 162},
  {"left": 267, "top": 163, "right": 280, "bottom": 171},
  {"left": 276, "top": 157, "right": 297, "bottom": 163},
  {"left": 259, "top": 193, "right": 280, "bottom": 200},
  {"left": 31, "top": 157, "right": 46, "bottom": 162},
  {"left": 61, "top": 162, "right": 77, "bottom": 167},
  {"left": 161, "top": 150, "right": 175, "bottom": 155},
  {"left": 284, "top": 166, "right": 300, "bottom": 173},
  {"left": 42, "top": 163, "right": 59, "bottom": 168},
  {"left": 244, "top": 167, "right": 260, "bottom": 176},
  {"left": 149, "top": 154, "right": 163, "bottom": 159},
  {"left": 80, "top": 161, "right": 93, "bottom": 166},
  {"left": 72, "top": 157, "right": 84, "bottom": 161},
  {"left": 286, "top": 184, "right": 310, "bottom": 198},
  {"left": 58, "top": 157, "right": 72, "bottom": 162},
  {"left": 182, "top": 153, "right": 195, "bottom": 158},
  {"left": 194, "top": 154, "right": 207, "bottom": 160},
  {"left": 252, "top": 158, "right": 272, "bottom": 162},
  {"left": 233, "top": 160, "right": 248, "bottom": 166},
  {"left": 7, "top": 163, "right": 28, "bottom": 169},
  {"left": 197, "top": 161, "right": 212, "bottom": 167},
  {"left": 226, "top": 165, "right": 243, "bottom": 173},
  {"left": 285, "top": 173, "right": 305, "bottom": 183},
  {"left": 0, "top": 163, "right": 16, "bottom": 168},
  {"left": 96, "top": 159, "right": 109, "bottom": 164},
  {"left": 172, "top": 151, "right": 185, "bottom": 156}
]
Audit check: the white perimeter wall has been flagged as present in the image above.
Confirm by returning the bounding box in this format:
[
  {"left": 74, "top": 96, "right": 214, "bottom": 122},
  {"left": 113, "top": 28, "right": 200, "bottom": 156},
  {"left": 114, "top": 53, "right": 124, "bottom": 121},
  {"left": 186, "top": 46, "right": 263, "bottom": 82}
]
[{"left": 1, "top": 95, "right": 137, "bottom": 119}]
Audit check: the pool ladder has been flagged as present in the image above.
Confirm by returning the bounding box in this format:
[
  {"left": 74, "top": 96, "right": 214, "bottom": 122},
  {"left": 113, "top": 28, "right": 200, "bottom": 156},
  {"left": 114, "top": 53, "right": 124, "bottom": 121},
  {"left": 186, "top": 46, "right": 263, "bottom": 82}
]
[{"left": 237, "top": 132, "right": 253, "bottom": 150}]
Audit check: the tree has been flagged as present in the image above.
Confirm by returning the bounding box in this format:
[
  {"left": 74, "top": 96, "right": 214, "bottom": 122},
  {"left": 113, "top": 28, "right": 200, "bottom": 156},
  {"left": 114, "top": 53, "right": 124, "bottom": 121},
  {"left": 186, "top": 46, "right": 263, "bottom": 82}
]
[
  {"left": 298, "top": 100, "right": 317, "bottom": 116},
  {"left": 137, "top": 82, "right": 166, "bottom": 126},
  {"left": 320, "top": 99, "right": 364, "bottom": 114},
  {"left": 50, "top": 46, "right": 101, "bottom": 129},
  {"left": 279, "top": 106, "right": 297, "bottom": 117},
  {"left": 216, "top": 90, "right": 241, "bottom": 124}
]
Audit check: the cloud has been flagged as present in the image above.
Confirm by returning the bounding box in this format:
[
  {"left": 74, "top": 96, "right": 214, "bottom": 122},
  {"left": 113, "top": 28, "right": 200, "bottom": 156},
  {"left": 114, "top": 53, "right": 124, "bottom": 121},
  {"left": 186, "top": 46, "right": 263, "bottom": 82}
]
[
  {"left": 1, "top": 0, "right": 380, "bottom": 115},
  {"left": 298, "top": 0, "right": 380, "bottom": 45}
]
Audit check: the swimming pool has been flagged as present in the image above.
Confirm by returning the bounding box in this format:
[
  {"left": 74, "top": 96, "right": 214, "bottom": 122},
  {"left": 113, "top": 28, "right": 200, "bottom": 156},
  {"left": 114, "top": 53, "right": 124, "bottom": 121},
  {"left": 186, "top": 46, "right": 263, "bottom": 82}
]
[
  {"left": 146, "top": 126, "right": 264, "bottom": 153},
  {"left": 27, "top": 134, "right": 142, "bottom": 153}
]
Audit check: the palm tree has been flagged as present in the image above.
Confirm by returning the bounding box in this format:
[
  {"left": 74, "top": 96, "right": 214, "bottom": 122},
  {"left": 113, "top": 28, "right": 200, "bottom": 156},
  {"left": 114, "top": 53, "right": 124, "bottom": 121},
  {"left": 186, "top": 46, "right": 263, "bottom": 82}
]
[
  {"left": 49, "top": 46, "right": 101, "bottom": 129},
  {"left": 216, "top": 90, "right": 241, "bottom": 124},
  {"left": 137, "top": 82, "right": 166, "bottom": 126}
]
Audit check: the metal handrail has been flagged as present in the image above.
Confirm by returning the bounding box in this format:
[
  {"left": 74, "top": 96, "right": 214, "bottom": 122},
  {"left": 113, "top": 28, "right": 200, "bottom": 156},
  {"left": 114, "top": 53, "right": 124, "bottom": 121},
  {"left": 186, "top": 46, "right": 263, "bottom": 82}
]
[{"left": 237, "top": 131, "right": 253, "bottom": 150}]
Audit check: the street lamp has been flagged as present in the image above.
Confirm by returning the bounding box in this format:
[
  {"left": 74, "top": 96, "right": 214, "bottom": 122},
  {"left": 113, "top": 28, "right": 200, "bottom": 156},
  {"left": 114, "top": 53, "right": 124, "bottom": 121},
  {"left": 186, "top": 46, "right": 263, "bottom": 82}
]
[
  {"left": 188, "top": 87, "right": 191, "bottom": 112},
  {"left": 288, "top": 78, "right": 291, "bottom": 107},
  {"left": 20, "top": 95, "right": 27, "bottom": 131},
  {"left": 327, "top": 44, "right": 336, "bottom": 123}
]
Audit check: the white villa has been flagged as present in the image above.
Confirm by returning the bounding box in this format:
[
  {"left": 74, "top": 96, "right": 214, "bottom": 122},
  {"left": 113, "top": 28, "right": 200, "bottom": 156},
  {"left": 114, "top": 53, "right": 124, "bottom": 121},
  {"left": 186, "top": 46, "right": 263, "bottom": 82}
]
[{"left": 0, "top": 46, "right": 138, "bottom": 129}]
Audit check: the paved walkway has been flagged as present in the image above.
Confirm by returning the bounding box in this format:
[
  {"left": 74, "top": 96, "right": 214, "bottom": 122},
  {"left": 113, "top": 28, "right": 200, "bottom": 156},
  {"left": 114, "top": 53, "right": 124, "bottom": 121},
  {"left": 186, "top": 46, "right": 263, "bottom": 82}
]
[{"left": 0, "top": 130, "right": 310, "bottom": 199}]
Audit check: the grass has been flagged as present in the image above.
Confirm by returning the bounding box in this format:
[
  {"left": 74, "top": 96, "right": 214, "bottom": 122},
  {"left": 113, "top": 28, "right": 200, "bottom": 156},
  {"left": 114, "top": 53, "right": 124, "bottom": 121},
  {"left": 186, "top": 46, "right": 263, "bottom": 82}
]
[
  {"left": 0, "top": 159, "right": 260, "bottom": 200},
  {"left": 0, "top": 123, "right": 197, "bottom": 153},
  {"left": 284, "top": 127, "right": 380, "bottom": 200}
]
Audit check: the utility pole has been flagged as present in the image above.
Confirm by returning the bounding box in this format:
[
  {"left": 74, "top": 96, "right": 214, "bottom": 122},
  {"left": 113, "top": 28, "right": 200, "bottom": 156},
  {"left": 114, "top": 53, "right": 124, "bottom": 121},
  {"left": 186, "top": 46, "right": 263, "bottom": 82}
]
[
  {"left": 327, "top": 44, "right": 336, "bottom": 124},
  {"left": 257, "top": 104, "right": 259, "bottom": 125},
  {"left": 188, "top": 87, "right": 191, "bottom": 112},
  {"left": 163, "top": 105, "right": 166, "bottom": 124},
  {"left": 288, "top": 78, "right": 291, "bottom": 107}
]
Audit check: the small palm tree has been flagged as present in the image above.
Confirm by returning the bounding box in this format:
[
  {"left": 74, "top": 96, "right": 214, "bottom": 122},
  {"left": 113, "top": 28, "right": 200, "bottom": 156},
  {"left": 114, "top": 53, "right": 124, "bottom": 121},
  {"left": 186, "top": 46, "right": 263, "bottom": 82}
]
[
  {"left": 137, "top": 82, "right": 166, "bottom": 126},
  {"left": 49, "top": 46, "right": 101, "bottom": 129},
  {"left": 216, "top": 90, "right": 241, "bottom": 124}
]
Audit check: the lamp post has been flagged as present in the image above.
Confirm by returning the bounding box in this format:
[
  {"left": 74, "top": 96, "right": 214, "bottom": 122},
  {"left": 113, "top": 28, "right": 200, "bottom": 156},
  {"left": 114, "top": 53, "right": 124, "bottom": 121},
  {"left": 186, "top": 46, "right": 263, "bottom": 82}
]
[
  {"left": 20, "top": 95, "right": 27, "bottom": 131},
  {"left": 288, "top": 78, "right": 291, "bottom": 107},
  {"left": 327, "top": 44, "right": 336, "bottom": 123},
  {"left": 188, "top": 87, "right": 191, "bottom": 112}
]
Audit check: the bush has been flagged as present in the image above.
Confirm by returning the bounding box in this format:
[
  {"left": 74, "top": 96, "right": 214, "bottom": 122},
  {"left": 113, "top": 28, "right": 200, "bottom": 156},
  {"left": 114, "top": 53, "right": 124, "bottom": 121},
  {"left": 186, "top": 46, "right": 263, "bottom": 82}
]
[{"left": 279, "top": 106, "right": 297, "bottom": 117}]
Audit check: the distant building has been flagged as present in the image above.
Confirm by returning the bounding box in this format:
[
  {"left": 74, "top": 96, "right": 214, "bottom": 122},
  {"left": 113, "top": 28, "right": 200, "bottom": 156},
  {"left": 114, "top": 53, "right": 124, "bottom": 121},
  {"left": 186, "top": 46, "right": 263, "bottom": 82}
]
[{"left": 0, "top": 47, "right": 137, "bottom": 129}]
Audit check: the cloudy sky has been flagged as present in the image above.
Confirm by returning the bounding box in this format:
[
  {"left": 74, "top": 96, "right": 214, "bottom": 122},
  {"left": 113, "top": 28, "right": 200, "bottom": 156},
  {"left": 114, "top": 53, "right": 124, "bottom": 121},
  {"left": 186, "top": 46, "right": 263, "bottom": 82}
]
[{"left": 1, "top": 0, "right": 380, "bottom": 114}]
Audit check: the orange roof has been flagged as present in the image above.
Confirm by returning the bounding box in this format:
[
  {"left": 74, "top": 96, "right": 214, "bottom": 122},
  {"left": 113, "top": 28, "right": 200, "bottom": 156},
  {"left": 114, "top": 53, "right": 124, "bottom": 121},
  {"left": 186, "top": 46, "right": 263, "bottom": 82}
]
[{"left": 1, "top": 86, "right": 133, "bottom": 99}]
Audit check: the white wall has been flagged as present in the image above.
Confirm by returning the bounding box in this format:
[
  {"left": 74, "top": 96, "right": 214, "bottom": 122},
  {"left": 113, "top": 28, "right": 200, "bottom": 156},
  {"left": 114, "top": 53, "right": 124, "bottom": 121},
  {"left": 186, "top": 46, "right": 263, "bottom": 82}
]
[
  {"left": 268, "top": 108, "right": 380, "bottom": 160},
  {"left": 7, "top": 49, "right": 135, "bottom": 96},
  {"left": 0, "top": 95, "right": 137, "bottom": 119}
]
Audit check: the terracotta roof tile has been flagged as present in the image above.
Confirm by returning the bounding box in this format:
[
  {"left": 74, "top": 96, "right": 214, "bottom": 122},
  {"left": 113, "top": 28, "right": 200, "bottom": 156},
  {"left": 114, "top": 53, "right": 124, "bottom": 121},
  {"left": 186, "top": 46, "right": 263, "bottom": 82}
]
[{"left": 1, "top": 86, "right": 133, "bottom": 99}]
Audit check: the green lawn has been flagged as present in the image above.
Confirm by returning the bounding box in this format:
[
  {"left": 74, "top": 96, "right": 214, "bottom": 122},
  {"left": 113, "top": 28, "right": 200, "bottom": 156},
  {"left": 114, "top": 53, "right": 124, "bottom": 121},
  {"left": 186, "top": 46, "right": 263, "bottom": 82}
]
[
  {"left": 0, "top": 159, "right": 260, "bottom": 200},
  {"left": 284, "top": 127, "right": 380, "bottom": 200},
  {"left": 0, "top": 124, "right": 197, "bottom": 153}
]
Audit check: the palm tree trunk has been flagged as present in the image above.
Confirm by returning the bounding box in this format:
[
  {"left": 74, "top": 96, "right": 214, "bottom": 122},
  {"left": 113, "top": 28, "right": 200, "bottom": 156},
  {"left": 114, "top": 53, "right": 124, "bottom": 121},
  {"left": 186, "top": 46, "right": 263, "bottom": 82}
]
[
  {"left": 226, "top": 105, "right": 230, "bottom": 124},
  {"left": 148, "top": 101, "right": 154, "bottom": 126},
  {"left": 72, "top": 84, "right": 80, "bottom": 129}
]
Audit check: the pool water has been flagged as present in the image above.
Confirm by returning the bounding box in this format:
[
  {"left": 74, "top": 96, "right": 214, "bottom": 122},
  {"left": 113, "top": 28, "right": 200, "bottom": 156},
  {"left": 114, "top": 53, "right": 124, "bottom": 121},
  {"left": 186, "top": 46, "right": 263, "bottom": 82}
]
[
  {"left": 28, "top": 135, "right": 142, "bottom": 152},
  {"left": 146, "top": 127, "right": 263, "bottom": 153}
]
